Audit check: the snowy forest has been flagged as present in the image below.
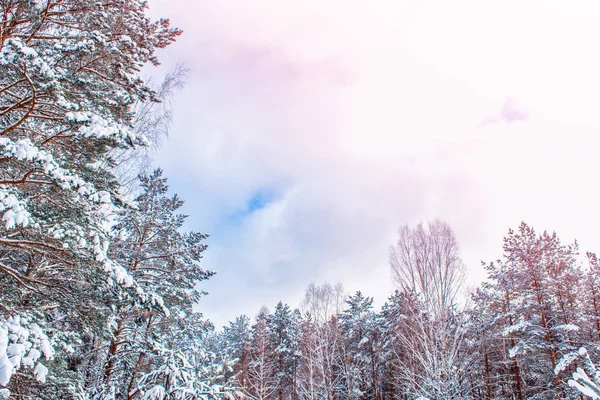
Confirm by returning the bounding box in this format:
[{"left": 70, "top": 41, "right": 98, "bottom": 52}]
[{"left": 2, "top": 1, "right": 600, "bottom": 399}]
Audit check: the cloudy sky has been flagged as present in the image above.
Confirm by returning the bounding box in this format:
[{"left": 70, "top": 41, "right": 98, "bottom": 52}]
[{"left": 146, "top": 0, "right": 600, "bottom": 327}]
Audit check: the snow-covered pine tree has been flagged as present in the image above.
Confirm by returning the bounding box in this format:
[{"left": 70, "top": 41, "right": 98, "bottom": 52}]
[
  {"left": 476, "top": 223, "right": 583, "bottom": 399},
  {"left": 223, "top": 315, "right": 253, "bottom": 393},
  {"left": 467, "top": 283, "right": 519, "bottom": 399},
  {"left": 338, "top": 291, "right": 379, "bottom": 400},
  {"left": 0, "top": 0, "right": 180, "bottom": 395},
  {"left": 581, "top": 253, "right": 600, "bottom": 351},
  {"left": 89, "top": 170, "right": 213, "bottom": 399},
  {"left": 472, "top": 256, "right": 527, "bottom": 400},
  {"left": 183, "top": 319, "right": 239, "bottom": 398},
  {"left": 246, "top": 308, "right": 278, "bottom": 400},
  {"left": 564, "top": 347, "right": 600, "bottom": 399},
  {"left": 268, "top": 302, "right": 301, "bottom": 400},
  {"left": 554, "top": 253, "right": 600, "bottom": 399}
]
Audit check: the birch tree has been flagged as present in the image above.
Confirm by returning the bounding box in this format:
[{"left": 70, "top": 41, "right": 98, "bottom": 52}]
[{"left": 389, "top": 219, "right": 465, "bottom": 318}]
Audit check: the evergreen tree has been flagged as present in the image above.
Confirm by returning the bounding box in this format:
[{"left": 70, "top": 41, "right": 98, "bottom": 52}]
[
  {"left": 339, "top": 291, "right": 378, "bottom": 399},
  {"left": 474, "top": 222, "right": 583, "bottom": 399},
  {"left": 268, "top": 302, "right": 301, "bottom": 400},
  {"left": 581, "top": 253, "right": 600, "bottom": 350},
  {"left": 247, "top": 308, "right": 278, "bottom": 400},
  {"left": 223, "top": 315, "right": 252, "bottom": 392},
  {"left": 93, "top": 170, "right": 213, "bottom": 398},
  {"left": 0, "top": 0, "right": 180, "bottom": 395}
]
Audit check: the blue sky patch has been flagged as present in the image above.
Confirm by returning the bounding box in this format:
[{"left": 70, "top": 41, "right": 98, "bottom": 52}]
[
  {"left": 224, "top": 189, "right": 274, "bottom": 225},
  {"left": 247, "top": 191, "right": 273, "bottom": 213}
]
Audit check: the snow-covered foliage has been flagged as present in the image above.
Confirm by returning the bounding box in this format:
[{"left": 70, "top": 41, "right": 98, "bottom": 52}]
[
  {"left": 0, "top": 316, "right": 52, "bottom": 388},
  {"left": 213, "top": 222, "right": 600, "bottom": 399},
  {"left": 0, "top": 0, "right": 181, "bottom": 306},
  {"left": 80, "top": 171, "right": 217, "bottom": 399},
  {"left": 0, "top": 0, "right": 181, "bottom": 337},
  {"left": 2, "top": 1, "right": 600, "bottom": 399},
  {"left": 339, "top": 291, "right": 379, "bottom": 399},
  {"left": 0, "top": 0, "right": 235, "bottom": 398},
  {"left": 469, "top": 223, "right": 585, "bottom": 399},
  {"left": 553, "top": 347, "right": 600, "bottom": 399}
]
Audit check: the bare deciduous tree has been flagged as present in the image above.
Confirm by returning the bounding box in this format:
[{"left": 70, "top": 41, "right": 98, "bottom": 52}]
[
  {"left": 388, "top": 220, "right": 471, "bottom": 398},
  {"left": 389, "top": 219, "right": 466, "bottom": 317},
  {"left": 111, "top": 64, "right": 189, "bottom": 195},
  {"left": 298, "top": 283, "right": 346, "bottom": 400},
  {"left": 392, "top": 299, "right": 472, "bottom": 398},
  {"left": 301, "top": 282, "right": 345, "bottom": 326}
]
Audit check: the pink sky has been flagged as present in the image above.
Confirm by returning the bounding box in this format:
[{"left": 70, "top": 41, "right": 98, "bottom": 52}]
[{"left": 148, "top": 0, "right": 600, "bottom": 326}]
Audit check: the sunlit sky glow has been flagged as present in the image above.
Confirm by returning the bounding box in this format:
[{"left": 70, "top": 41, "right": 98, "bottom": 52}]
[{"left": 147, "top": 0, "right": 600, "bottom": 327}]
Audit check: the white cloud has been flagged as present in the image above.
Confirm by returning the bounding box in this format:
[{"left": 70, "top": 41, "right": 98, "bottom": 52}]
[{"left": 148, "top": 0, "right": 600, "bottom": 326}]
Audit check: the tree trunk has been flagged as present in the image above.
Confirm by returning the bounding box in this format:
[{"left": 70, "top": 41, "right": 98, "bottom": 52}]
[{"left": 104, "top": 318, "right": 123, "bottom": 384}]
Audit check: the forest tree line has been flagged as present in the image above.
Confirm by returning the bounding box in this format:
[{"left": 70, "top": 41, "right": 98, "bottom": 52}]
[
  {"left": 1, "top": 1, "right": 600, "bottom": 399},
  {"left": 213, "top": 221, "right": 600, "bottom": 400}
]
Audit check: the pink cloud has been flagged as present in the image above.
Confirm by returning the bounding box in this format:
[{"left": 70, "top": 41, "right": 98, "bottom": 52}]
[
  {"left": 200, "top": 41, "right": 356, "bottom": 88},
  {"left": 479, "top": 116, "right": 500, "bottom": 127},
  {"left": 479, "top": 97, "right": 529, "bottom": 127},
  {"left": 500, "top": 97, "right": 529, "bottom": 123}
]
